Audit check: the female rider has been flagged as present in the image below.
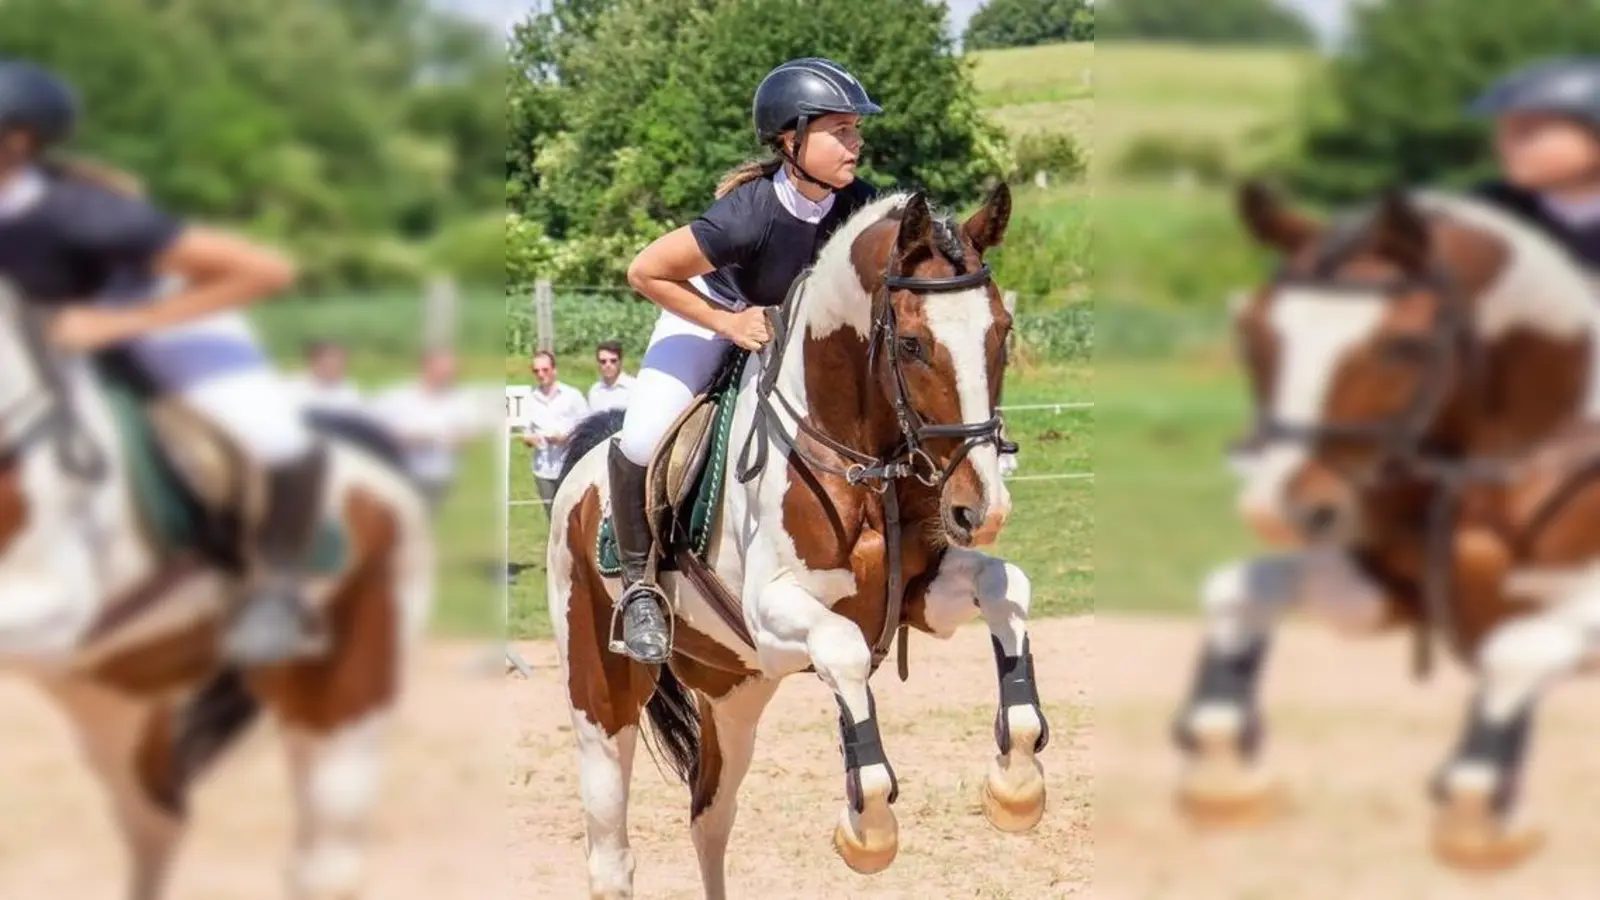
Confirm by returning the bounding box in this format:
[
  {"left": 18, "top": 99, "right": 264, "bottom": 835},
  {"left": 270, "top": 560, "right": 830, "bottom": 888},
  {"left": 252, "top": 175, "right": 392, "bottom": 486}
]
[
  {"left": 0, "top": 60, "right": 330, "bottom": 666},
  {"left": 1470, "top": 57, "right": 1600, "bottom": 270},
  {"left": 612, "top": 57, "right": 883, "bottom": 664}
]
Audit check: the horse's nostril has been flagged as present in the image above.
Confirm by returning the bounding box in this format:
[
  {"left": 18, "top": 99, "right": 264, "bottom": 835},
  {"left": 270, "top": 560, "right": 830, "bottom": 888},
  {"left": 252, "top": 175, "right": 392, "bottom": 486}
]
[{"left": 952, "top": 505, "right": 983, "bottom": 534}]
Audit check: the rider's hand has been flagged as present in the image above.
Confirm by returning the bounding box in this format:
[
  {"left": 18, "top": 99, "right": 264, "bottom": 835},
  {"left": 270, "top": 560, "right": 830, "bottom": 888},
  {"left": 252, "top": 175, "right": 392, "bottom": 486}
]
[
  {"left": 49, "top": 306, "right": 143, "bottom": 352},
  {"left": 717, "top": 307, "right": 773, "bottom": 352}
]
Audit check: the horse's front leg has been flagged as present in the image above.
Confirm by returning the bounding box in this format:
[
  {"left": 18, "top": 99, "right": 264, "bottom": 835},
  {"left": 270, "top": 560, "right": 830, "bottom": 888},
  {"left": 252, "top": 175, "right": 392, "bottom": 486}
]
[
  {"left": 751, "top": 574, "right": 899, "bottom": 876},
  {"left": 1428, "top": 585, "right": 1600, "bottom": 871},
  {"left": 920, "top": 548, "right": 1047, "bottom": 832},
  {"left": 1173, "top": 547, "right": 1394, "bottom": 825}
]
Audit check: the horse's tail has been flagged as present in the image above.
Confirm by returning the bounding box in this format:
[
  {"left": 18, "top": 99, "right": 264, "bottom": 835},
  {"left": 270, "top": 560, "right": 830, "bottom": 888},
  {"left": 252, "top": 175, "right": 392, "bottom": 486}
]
[
  {"left": 556, "top": 408, "right": 627, "bottom": 489},
  {"left": 642, "top": 664, "right": 701, "bottom": 786},
  {"left": 167, "top": 668, "right": 261, "bottom": 809}
]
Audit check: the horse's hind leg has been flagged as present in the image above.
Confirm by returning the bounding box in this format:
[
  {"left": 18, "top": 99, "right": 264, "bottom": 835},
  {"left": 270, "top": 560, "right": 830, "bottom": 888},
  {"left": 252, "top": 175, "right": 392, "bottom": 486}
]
[
  {"left": 45, "top": 679, "right": 190, "bottom": 900},
  {"left": 690, "top": 678, "right": 778, "bottom": 900},
  {"left": 549, "top": 485, "right": 656, "bottom": 899}
]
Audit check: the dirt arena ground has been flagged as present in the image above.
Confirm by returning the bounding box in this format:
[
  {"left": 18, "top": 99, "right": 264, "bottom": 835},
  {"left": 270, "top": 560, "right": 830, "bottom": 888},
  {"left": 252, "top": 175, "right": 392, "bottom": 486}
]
[
  {"left": 511, "top": 618, "right": 1095, "bottom": 899},
  {"left": 0, "top": 641, "right": 509, "bottom": 899},
  {"left": 7, "top": 616, "right": 1600, "bottom": 898}
]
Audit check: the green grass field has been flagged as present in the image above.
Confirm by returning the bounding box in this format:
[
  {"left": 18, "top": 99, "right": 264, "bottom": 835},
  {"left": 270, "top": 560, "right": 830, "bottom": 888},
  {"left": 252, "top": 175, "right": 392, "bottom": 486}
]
[
  {"left": 971, "top": 42, "right": 1093, "bottom": 141},
  {"left": 507, "top": 361, "right": 1092, "bottom": 640}
]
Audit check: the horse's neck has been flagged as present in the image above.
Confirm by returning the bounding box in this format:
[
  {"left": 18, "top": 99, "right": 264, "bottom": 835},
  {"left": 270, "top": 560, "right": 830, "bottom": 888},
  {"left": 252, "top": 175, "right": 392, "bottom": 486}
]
[{"left": 773, "top": 300, "right": 897, "bottom": 458}]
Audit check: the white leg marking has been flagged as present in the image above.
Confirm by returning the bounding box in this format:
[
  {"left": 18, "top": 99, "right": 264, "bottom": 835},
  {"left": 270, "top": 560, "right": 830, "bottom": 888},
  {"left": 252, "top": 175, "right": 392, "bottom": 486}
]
[
  {"left": 282, "top": 713, "right": 389, "bottom": 899},
  {"left": 573, "top": 714, "right": 639, "bottom": 899}
]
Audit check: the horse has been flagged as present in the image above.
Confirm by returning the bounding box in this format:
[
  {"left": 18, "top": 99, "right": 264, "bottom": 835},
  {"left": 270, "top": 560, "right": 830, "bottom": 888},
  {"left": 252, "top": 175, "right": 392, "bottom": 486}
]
[
  {"left": 547, "top": 183, "right": 1052, "bottom": 899},
  {"left": 1171, "top": 180, "right": 1600, "bottom": 869},
  {"left": 0, "top": 282, "right": 435, "bottom": 899}
]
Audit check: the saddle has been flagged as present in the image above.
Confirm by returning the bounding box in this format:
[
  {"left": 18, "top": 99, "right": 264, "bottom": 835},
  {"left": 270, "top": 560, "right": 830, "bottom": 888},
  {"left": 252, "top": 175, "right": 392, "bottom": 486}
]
[
  {"left": 93, "top": 355, "right": 348, "bottom": 578},
  {"left": 598, "top": 350, "right": 748, "bottom": 578}
]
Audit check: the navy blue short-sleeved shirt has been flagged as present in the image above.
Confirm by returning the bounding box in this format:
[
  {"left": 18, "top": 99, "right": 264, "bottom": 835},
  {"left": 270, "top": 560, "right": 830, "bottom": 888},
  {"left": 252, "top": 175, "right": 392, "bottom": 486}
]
[
  {"left": 689, "top": 173, "right": 878, "bottom": 308},
  {"left": 1472, "top": 180, "right": 1600, "bottom": 271},
  {"left": 0, "top": 172, "right": 183, "bottom": 305}
]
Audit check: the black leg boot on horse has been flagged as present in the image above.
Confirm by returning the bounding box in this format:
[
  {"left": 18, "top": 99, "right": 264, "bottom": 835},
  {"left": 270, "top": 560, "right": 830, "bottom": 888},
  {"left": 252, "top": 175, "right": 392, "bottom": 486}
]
[
  {"left": 606, "top": 439, "right": 671, "bottom": 665},
  {"left": 221, "top": 444, "right": 333, "bottom": 665}
]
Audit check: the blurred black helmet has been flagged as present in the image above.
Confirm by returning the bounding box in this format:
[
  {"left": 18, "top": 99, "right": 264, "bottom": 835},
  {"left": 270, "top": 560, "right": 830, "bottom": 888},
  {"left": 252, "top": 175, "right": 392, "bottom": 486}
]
[
  {"left": 0, "top": 61, "right": 78, "bottom": 148},
  {"left": 752, "top": 57, "right": 881, "bottom": 147},
  {"left": 1469, "top": 57, "right": 1600, "bottom": 130}
]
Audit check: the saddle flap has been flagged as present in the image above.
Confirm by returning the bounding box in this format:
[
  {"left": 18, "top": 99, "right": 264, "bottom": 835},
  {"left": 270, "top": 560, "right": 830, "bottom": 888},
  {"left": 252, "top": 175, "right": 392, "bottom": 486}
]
[
  {"left": 144, "top": 397, "right": 255, "bottom": 518},
  {"left": 644, "top": 395, "right": 719, "bottom": 549}
]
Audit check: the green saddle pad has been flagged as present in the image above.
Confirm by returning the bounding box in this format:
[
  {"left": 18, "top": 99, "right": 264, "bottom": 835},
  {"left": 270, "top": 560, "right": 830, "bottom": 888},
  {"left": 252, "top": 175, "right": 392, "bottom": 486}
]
[
  {"left": 598, "top": 355, "right": 746, "bottom": 578},
  {"left": 101, "top": 380, "right": 348, "bottom": 575}
]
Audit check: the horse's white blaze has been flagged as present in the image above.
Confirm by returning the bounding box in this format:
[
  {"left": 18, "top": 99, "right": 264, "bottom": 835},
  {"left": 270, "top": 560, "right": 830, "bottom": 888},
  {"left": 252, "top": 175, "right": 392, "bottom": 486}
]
[
  {"left": 1239, "top": 288, "right": 1389, "bottom": 524},
  {"left": 924, "top": 288, "right": 1008, "bottom": 518}
]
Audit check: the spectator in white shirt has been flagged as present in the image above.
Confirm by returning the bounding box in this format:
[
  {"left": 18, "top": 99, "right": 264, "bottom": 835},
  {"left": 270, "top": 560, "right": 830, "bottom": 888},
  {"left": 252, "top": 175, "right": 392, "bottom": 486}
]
[
  {"left": 286, "top": 340, "right": 366, "bottom": 417},
  {"left": 371, "top": 349, "right": 486, "bottom": 510},
  {"left": 521, "top": 350, "right": 589, "bottom": 516},
  {"left": 587, "top": 340, "right": 635, "bottom": 412}
]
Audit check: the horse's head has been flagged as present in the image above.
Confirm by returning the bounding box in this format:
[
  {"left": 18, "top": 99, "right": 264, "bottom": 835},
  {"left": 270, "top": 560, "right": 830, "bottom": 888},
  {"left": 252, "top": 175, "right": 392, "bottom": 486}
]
[
  {"left": 1229, "top": 181, "right": 1521, "bottom": 545},
  {"left": 866, "top": 183, "right": 1014, "bottom": 546}
]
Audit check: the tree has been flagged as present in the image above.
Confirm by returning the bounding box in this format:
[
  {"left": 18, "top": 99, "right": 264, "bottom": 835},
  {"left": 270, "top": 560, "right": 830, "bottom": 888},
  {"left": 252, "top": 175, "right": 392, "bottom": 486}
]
[
  {"left": 0, "top": 0, "right": 503, "bottom": 289},
  {"left": 963, "top": 0, "right": 1093, "bottom": 50},
  {"left": 513, "top": 0, "right": 1009, "bottom": 250},
  {"left": 1279, "top": 0, "right": 1600, "bottom": 203},
  {"left": 1099, "top": 0, "right": 1315, "bottom": 47}
]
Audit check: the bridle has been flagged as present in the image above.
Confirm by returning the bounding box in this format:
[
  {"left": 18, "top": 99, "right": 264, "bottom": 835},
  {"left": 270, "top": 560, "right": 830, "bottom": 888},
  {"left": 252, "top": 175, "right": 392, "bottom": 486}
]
[
  {"left": 735, "top": 245, "right": 1014, "bottom": 677},
  {"left": 736, "top": 259, "right": 1013, "bottom": 493},
  {"left": 1235, "top": 257, "right": 1498, "bottom": 678}
]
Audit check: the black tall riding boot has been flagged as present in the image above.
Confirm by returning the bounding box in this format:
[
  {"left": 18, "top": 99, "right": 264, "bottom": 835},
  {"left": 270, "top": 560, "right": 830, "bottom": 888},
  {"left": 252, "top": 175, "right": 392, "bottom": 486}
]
[
  {"left": 220, "top": 444, "right": 332, "bottom": 665},
  {"left": 607, "top": 439, "right": 671, "bottom": 664}
]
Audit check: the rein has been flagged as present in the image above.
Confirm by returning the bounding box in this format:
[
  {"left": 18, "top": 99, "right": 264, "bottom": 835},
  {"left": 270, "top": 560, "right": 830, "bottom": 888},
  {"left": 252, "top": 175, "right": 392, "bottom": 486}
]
[
  {"left": 734, "top": 259, "right": 1010, "bottom": 675},
  {"left": 0, "top": 297, "right": 106, "bottom": 482}
]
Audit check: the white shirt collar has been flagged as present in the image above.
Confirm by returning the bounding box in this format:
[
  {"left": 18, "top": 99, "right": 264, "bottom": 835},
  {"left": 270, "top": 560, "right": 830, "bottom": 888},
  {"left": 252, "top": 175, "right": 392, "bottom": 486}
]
[
  {"left": 0, "top": 167, "right": 47, "bottom": 219},
  {"left": 773, "top": 166, "right": 834, "bottom": 224},
  {"left": 1542, "top": 190, "right": 1600, "bottom": 227}
]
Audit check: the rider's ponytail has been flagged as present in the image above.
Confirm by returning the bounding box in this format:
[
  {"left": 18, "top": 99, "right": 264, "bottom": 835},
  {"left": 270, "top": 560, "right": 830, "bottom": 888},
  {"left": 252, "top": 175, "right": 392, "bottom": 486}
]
[
  {"left": 715, "top": 154, "right": 783, "bottom": 199},
  {"left": 43, "top": 153, "right": 145, "bottom": 197}
]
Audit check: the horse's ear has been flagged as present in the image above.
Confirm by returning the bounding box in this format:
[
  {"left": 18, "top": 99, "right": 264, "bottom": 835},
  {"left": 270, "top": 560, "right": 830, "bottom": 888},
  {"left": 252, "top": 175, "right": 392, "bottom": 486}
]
[
  {"left": 1237, "top": 178, "right": 1317, "bottom": 253},
  {"left": 962, "top": 181, "right": 1012, "bottom": 253},
  {"left": 1371, "top": 187, "right": 1430, "bottom": 271},
  {"left": 895, "top": 193, "right": 935, "bottom": 259}
]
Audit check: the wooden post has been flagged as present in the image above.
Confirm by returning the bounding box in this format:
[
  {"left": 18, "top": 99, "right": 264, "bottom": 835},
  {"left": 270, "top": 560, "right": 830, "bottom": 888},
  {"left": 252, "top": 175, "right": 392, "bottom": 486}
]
[
  {"left": 534, "top": 279, "right": 555, "bottom": 354},
  {"left": 424, "top": 274, "right": 458, "bottom": 352}
]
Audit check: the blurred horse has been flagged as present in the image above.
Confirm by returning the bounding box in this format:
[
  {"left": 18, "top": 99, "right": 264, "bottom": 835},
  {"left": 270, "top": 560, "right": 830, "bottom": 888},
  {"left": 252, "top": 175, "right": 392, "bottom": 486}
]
[
  {"left": 548, "top": 185, "right": 1053, "bottom": 898},
  {"left": 0, "top": 280, "right": 435, "bottom": 899},
  {"left": 1174, "top": 181, "right": 1600, "bottom": 869}
]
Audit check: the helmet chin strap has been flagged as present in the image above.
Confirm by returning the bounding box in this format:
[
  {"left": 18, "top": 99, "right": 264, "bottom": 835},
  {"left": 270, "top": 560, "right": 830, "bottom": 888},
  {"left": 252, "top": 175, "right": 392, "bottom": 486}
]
[{"left": 780, "top": 114, "right": 838, "bottom": 192}]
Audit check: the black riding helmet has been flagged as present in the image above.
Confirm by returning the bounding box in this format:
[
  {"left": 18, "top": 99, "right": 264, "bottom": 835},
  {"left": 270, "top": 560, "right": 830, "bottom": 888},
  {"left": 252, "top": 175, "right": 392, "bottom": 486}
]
[
  {"left": 1469, "top": 57, "right": 1600, "bottom": 130},
  {"left": 0, "top": 60, "right": 78, "bottom": 149},
  {"left": 752, "top": 57, "right": 881, "bottom": 189}
]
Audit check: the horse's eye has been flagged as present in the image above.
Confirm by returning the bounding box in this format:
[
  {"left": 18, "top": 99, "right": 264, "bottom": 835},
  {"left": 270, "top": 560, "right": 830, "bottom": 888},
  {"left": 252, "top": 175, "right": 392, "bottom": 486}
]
[{"left": 898, "top": 336, "right": 924, "bottom": 360}]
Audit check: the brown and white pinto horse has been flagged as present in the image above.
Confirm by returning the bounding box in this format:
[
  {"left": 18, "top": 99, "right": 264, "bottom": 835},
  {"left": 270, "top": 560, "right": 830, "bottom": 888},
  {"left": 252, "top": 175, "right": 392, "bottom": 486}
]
[
  {"left": 1173, "top": 181, "right": 1600, "bottom": 869},
  {"left": 549, "top": 184, "right": 1051, "bottom": 898},
  {"left": 0, "top": 283, "right": 434, "bottom": 899}
]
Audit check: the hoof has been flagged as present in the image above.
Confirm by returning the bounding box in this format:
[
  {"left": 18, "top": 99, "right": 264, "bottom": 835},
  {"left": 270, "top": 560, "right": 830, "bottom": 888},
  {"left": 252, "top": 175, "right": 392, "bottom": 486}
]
[
  {"left": 1433, "top": 785, "right": 1544, "bottom": 872},
  {"left": 982, "top": 716, "right": 1047, "bottom": 833},
  {"left": 833, "top": 789, "right": 898, "bottom": 875},
  {"left": 1175, "top": 730, "right": 1284, "bottom": 828}
]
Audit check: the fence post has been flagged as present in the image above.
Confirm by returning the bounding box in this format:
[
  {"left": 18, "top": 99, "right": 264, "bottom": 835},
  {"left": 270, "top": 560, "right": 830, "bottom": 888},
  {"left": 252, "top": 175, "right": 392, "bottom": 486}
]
[
  {"left": 534, "top": 279, "right": 555, "bottom": 354},
  {"left": 424, "top": 274, "right": 457, "bottom": 352}
]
